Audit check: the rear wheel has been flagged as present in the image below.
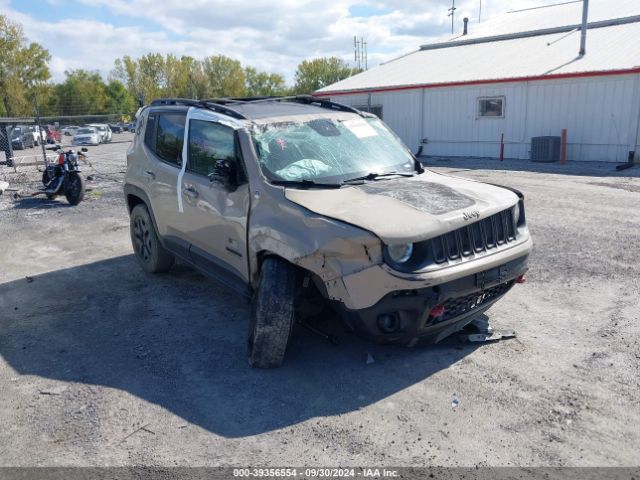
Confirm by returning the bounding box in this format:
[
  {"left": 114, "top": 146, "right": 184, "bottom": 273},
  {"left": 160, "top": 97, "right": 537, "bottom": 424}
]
[
  {"left": 64, "top": 173, "right": 85, "bottom": 205},
  {"left": 247, "top": 257, "right": 296, "bottom": 368},
  {"left": 130, "top": 203, "right": 174, "bottom": 273}
]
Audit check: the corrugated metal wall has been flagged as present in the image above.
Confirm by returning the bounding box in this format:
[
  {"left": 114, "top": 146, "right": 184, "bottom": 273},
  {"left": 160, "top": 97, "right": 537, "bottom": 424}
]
[{"left": 331, "top": 73, "right": 640, "bottom": 162}]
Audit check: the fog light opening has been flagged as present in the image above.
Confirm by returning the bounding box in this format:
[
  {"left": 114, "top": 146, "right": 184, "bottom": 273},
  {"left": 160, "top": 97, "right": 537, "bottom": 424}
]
[
  {"left": 377, "top": 313, "right": 400, "bottom": 333},
  {"left": 429, "top": 304, "right": 445, "bottom": 319}
]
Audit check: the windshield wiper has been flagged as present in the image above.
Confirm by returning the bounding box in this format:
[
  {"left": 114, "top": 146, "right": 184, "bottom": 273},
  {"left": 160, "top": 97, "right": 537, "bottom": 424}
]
[
  {"left": 342, "top": 171, "right": 415, "bottom": 184},
  {"left": 270, "top": 179, "right": 342, "bottom": 189}
]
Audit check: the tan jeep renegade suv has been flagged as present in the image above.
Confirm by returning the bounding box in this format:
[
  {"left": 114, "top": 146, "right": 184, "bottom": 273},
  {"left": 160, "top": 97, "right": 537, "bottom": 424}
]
[{"left": 124, "top": 96, "right": 532, "bottom": 368}]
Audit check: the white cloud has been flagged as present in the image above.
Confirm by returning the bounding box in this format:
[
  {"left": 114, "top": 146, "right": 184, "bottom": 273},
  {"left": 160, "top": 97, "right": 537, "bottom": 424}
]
[{"left": 3, "top": 0, "right": 558, "bottom": 83}]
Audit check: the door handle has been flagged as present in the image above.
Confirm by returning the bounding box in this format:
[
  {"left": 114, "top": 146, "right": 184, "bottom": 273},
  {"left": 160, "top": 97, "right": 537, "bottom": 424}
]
[
  {"left": 183, "top": 186, "right": 199, "bottom": 199},
  {"left": 143, "top": 170, "right": 155, "bottom": 179}
]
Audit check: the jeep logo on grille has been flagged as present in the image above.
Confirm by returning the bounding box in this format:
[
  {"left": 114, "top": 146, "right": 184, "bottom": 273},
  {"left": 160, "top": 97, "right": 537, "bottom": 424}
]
[{"left": 463, "top": 210, "right": 480, "bottom": 221}]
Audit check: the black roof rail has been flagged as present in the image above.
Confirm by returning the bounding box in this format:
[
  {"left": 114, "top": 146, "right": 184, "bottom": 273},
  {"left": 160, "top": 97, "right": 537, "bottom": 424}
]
[
  {"left": 291, "top": 95, "right": 363, "bottom": 115},
  {"left": 199, "top": 101, "right": 247, "bottom": 120},
  {"left": 149, "top": 98, "right": 247, "bottom": 120},
  {"left": 201, "top": 97, "right": 280, "bottom": 103},
  {"left": 150, "top": 98, "right": 201, "bottom": 107},
  {"left": 227, "top": 95, "right": 364, "bottom": 116},
  {"left": 149, "top": 95, "right": 363, "bottom": 120}
]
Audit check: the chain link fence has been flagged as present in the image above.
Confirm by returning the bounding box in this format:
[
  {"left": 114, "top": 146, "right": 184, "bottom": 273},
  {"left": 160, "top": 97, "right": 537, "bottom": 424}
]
[{"left": 1, "top": 108, "right": 129, "bottom": 171}]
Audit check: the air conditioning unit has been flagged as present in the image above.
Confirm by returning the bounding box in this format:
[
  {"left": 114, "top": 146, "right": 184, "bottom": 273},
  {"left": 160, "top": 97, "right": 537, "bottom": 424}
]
[{"left": 531, "top": 136, "right": 561, "bottom": 162}]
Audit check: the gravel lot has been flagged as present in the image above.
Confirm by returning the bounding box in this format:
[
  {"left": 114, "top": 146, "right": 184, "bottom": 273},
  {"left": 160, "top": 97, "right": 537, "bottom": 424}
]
[{"left": 1, "top": 136, "right": 639, "bottom": 468}]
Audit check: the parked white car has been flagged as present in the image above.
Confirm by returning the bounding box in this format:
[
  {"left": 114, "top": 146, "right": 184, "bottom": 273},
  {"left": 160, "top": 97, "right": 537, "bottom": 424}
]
[
  {"left": 88, "top": 123, "right": 112, "bottom": 143},
  {"left": 72, "top": 127, "right": 101, "bottom": 146},
  {"left": 28, "top": 125, "right": 46, "bottom": 146},
  {"left": 62, "top": 126, "right": 80, "bottom": 136}
]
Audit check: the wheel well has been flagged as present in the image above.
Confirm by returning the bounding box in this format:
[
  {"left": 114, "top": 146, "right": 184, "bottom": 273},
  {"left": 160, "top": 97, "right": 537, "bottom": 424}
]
[
  {"left": 256, "top": 252, "right": 323, "bottom": 294},
  {"left": 126, "top": 194, "right": 145, "bottom": 213}
]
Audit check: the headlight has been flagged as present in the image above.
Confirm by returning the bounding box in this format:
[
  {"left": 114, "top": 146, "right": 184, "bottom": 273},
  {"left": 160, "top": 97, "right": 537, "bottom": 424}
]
[{"left": 386, "top": 243, "right": 414, "bottom": 264}]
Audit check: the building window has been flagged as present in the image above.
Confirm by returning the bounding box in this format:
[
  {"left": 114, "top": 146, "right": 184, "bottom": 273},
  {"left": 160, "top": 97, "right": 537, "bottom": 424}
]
[
  {"left": 477, "top": 97, "right": 505, "bottom": 118},
  {"left": 354, "top": 105, "right": 383, "bottom": 120}
]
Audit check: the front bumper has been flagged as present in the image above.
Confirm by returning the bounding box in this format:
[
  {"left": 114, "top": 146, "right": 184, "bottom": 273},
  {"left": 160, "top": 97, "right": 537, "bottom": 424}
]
[{"left": 336, "top": 254, "right": 528, "bottom": 346}]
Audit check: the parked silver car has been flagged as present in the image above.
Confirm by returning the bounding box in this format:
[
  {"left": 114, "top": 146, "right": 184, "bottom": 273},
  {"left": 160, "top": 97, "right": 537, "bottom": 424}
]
[
  {"left": 72, "top": 127, "right": 100, "bottom": 146},
  {"left": 88, "top": 123, "right": 112, "bottom": 143}
]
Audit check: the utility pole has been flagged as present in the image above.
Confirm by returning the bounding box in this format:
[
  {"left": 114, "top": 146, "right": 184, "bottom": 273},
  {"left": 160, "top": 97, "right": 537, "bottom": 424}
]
[
  {"left": 448, "top": 0, "right": 457, "bottom": 34},
  {"left": 34, "top": 90, "right": 47, "bottom": 166},
  {"left": 579, "top": 0, "right": 589, "bottom": 56},
  {"left": 479, "top": 0, "right": 482, "bottom": 23},
  {"left": 364, "top": 40, "right": 368, "bottom": 70},
  {"left": 353, "top": 36, "right": 367, "bottom": 70}
]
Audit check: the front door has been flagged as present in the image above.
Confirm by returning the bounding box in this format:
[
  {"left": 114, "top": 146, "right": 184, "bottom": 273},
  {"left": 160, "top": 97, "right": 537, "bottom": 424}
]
[{"left": 179, "top": 118, "right": 250, "bottom": 291}]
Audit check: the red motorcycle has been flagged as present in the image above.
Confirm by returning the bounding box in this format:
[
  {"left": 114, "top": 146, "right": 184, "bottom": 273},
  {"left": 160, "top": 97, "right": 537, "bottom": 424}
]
[{"left": 42, "top": 145, "right": 87, "bottom": 205}]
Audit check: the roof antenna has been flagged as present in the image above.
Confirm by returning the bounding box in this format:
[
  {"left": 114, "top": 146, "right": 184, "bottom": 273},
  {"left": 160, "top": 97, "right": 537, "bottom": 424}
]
[
  {"left": 447, "top": 0, "right": 456, "bottom": 34},
  {"left": 579, "top": 0, "right": 589, "bottom": 56}
]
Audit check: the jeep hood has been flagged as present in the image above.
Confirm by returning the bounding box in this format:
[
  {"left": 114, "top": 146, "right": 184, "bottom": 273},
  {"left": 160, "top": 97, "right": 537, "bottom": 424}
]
[{"left": 284, "top": 171, "right": 519, "bottom": 243}]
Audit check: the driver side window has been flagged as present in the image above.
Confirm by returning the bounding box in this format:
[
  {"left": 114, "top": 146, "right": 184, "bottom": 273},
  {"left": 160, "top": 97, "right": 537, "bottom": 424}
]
[{"left": 187, "top": 120, "right": 235, "bottom": 177}]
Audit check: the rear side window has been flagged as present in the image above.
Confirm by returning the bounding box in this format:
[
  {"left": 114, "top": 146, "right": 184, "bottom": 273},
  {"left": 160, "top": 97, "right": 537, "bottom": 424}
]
[
  {"left": 144, "top": 114, "right": 156, "bottom": 151},
  {"left": 156, "top": 113, "right": 186, "bottom": 165},
  {"left": 187, "top": 120, "right": 235, "bottom": 177},
  {"left": 145, "top": 112, "right": 186, "bottom": 166}
]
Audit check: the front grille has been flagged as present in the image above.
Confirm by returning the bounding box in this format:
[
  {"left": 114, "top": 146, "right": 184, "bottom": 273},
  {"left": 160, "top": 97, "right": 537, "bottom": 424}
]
[
  {"left": 431, "top": 281, "right": 513, "bottom": 325},
  {"left": 430, "top": 209, "right": 517, "bottom": 265}
]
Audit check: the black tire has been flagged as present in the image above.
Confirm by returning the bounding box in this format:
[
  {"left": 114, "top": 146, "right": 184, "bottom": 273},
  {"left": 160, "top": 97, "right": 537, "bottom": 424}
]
[
  {"left": 42, "top": 170, "right": 50, "bottom": 186},
  {"left": 247, "top": 257, "right": 296, "bottom": 368},
  {"left": 130, "top": 203, "right": 174, "bottom": 273},
  {"left": 64, "top": 173, "right": 85, "bottom": 205}
]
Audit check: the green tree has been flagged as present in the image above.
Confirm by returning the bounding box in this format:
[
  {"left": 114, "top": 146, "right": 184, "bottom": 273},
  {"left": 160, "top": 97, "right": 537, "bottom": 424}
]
[
  {"left": 105, "top": 80, "right": 136, "bottom": 114},
  {"left": 0, "top": 15, "right": 50, "bottom": 116},
  {"left": 244, "top": 67, "right": 287, "bottom": 97},
  {"left": 201, "top": 55, "right": 246, "bottom": 98},
  {"left": 293, "top": 57, "right": 360, "bottom": 95},
  {"left": 53, "top": 69, "right": 109, "bottom": 115}
]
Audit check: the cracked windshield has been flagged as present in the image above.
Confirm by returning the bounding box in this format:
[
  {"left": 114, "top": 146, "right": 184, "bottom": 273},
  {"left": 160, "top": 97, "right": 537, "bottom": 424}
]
[{"left": 252, "top": 117, "right": 416, "bottom": 183}]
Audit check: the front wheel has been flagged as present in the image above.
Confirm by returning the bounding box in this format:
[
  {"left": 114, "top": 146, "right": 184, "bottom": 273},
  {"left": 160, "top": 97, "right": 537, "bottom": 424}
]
[
  {"left": 248, "top": 257, "right": 296, "bottom": 368},
  {"left": 64, "top": 173, "right": 85, "bottom": 205}
]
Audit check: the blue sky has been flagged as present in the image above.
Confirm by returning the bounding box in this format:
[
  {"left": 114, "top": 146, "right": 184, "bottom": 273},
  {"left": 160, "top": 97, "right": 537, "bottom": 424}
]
[{"left": 3, "top": 0, "right": 557, "bottom": 83}]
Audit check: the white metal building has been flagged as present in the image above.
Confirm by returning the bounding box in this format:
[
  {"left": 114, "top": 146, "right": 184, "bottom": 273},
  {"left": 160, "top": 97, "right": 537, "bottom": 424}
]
[{"left": 315, "top": 0, "right": 640, "bottom": 163}]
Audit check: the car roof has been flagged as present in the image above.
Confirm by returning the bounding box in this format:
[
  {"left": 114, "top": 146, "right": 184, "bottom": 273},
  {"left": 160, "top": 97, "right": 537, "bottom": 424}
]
[{"left": 148, "top": 96, "right": 365, "bottom": 123}]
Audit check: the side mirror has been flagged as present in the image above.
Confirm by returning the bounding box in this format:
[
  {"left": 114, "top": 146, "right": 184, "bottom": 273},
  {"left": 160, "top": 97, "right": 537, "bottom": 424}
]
[{"left": 208, "top": 159, "right": 236, "bottom": 190}]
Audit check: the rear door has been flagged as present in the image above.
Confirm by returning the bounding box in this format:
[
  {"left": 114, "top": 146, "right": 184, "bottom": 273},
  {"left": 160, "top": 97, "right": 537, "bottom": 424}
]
[{"left": 179, "top": 117, "right": 250, "bottom": 290}]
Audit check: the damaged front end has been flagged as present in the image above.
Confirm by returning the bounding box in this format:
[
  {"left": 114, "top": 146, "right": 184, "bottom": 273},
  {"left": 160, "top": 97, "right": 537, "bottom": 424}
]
[{"left": 243, "top": 113, "right": 532, "bottom": 346}]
